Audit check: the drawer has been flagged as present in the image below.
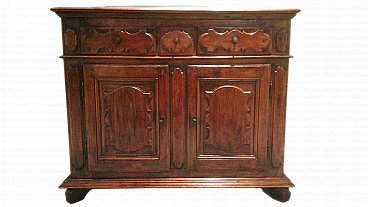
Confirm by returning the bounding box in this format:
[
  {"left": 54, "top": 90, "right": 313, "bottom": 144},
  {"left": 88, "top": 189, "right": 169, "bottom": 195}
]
[
  {"left": 158, "top": 27, "right": 196, "bottom": 56},
  {"left": 80, "top": 28, "right": 156, "bottom": 55},
  {"left": 198, "top": 28, "right": 289, "bottom": 55}
]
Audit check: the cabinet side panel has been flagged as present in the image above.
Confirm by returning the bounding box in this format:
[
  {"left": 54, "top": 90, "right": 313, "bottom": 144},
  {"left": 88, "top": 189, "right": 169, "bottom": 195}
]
[
  {"left": 64, "top": 63, "right": 85, "bottom": 170},
  {"left": 83, "top": 64, "right": 99, "bottom": 170},
  {"left": 271, "top": 66, "right": 288, "bottom": 169}
]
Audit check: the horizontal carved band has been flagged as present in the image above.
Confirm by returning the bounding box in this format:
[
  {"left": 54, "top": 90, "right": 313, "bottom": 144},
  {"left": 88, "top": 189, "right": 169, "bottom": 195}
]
[
  {"left": 82, "top": 28, "right": 155, "bottom": 54},
  {"left": 160, "top": 30, "right": 194, "bottom": 55},
  {"left": 199, "top": 29, "right": 271, "bottom": 53}
]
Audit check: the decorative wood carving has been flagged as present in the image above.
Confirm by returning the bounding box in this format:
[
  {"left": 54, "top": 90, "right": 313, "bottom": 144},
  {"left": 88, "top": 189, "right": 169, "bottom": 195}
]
[
  {"left": 83, "top": 64, "right": 170, "bottom": 173},
  {"left": 199, "top": 29, "right": 271, "bottom": 53},
  {"left": 188, "top": 65, "right": 271, "bottom": 172},
  {"left": 275, "top": 29, "right": 289, "bottom": 52},
  {"left": 160, "top": 30, "right": 194, "bottom": 55},
  {"left": 203, "top": 84, "right": 254, "bottom": 154},
  {"left": 82, "top": 28, "right": 155, "bottom": 54},
  {"left": 100, "top": 83, "right": 155, "bottom": 156},
  {"left": 52, "top": 7, "right": 300, "bottom": 203},
  {"left": 64, "top": 29, "right": 77, "bottom": 51},
  {"left": 66, "top": 65, "right": 79, "bottom": 73}
]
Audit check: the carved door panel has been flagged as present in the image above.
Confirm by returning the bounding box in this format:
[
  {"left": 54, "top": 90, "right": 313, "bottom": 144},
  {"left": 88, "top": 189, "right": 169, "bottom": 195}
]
[
  {"left": 83, "top": 64, "right": 169, "bottom": 172},
  {"left": 188, "top": 65, "right": 271, "bottom": 172}
]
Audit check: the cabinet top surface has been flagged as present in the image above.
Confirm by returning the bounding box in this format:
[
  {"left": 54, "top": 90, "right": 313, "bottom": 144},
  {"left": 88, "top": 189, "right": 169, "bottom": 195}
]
[
  {"left": 51, "top": 6, "right": 300, "bottom": 19},
  {"left": 51, "top": 6, "right": 300, "bottom": 13}
]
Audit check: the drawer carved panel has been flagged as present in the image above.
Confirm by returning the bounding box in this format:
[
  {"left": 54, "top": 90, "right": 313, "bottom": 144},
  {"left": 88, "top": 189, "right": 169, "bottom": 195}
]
[
  {"left": 159, "top": 28, "right": 195, "bottom": 56},
  {"left": 81, "top": 28, "right": 156, "bottom": 55},
  {"left": 198, "top": 29, "right": 271, "bottom": 55}
]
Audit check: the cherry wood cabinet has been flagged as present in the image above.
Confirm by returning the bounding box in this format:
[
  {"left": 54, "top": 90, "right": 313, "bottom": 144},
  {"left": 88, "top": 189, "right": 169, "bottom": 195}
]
[{"left": 51, "top": 7, "right": 300, "bottom": 204}]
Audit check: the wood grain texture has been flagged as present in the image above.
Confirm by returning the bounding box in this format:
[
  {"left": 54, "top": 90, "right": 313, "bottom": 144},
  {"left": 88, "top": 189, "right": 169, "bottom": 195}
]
[
  {"left": 51, "top": 7, "right": 301, "bottom": 20},
  {"left": 160, "top": 29, "right": 195, "bottom": 55},
  {"left": 64, "top": 29, "right": 77, "bottom": 51},
  {"left": 52, "top": 7, "right": 299, "bottom": 203},
  {"left": 202, "top": 83, "right": 254, "bottom": 155},
  {"left": 271, "top": 66, "right": 287, "bottom": 168},
  {"left": 275, "top": 29, "right": 289, "bottom": 52},
  {"left": 199, "top": 29, "right": 271, "bottom": 54},
  {"left": 100, "top": 82, "right": 155, "bottom": 156},
  {"left": 83, "top": 64, "right": 170, "bottom": 172},
  {"left": 171, "top": 68, "right": 187, "bottom": 169},
  {"left": 81, "top": 28, "right": 155, "bottom": 54},
  {"left": 64, "top": 66, "right": 84, "bottom": 170},
  {"left": 188, "top": 65, "right": 271, "bottom": 171},
  {"left": 60, "top": 176, "right": 294, "bottom": 188}
]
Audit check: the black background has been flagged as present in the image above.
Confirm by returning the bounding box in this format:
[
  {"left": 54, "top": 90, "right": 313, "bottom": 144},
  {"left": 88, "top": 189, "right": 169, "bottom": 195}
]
[{"left": 43, "top": 0, "right": 308, "bottom": 207}]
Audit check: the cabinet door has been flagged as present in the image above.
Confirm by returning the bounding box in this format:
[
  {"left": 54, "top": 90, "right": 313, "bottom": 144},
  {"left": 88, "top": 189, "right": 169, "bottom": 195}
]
[
  {"left": 188, "top": 65, "right": 271, "bottom": 172},
  {"left": 83, "top": 64, "right": 169, "bottom": 172}
]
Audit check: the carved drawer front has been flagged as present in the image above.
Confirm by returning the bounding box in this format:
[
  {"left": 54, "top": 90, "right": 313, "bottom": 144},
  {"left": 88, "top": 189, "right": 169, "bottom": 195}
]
[
  {"left": 159, "top": 27, "right": 196, "bottom": 56},
  {"left": 198, "top": 28, "right": 273, "bottom": 55},
  {"left": 81, "top": 28, "right": 156, "bottom": 55}
]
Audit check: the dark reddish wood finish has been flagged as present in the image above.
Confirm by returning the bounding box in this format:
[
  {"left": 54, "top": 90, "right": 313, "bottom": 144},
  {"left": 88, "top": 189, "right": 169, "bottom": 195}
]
[
  {"left": 83, "top": 64, "right": 170, "bottom": 172},
  {"left": 81, "top": 28, "right": 155, "bottom": 54},
  {"left": 199, "top": 29, "right": 271, "bottom": 53},
  {"left": 159, "top": 28, "right": 195, "bottom": 56},
  {"left": 51, "top": 7, "right": 300, "bottom": 203},
  {"left": 64, "top": 64, "right": 84, "bottom": 171},
  {"left": 171, "top": 67, "right": 187, "bottom": 169},
  {"left": 187, "top": 65, "right": 270, "bottom": 171}
]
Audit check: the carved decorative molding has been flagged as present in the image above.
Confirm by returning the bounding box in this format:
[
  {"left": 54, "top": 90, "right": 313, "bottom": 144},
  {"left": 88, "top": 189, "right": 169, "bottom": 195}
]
[
  {"left": 101, "top": 84, "right": 154, "bottom": 155},
  {"left": 64, "top": 29, "right": 77, "bottom": 51},
  {"left": 199, "top": 29, "right": 271, "bottom": 53},
  {"left": 172, "top": 67, "right": 184, "bottom": 75},
  {"left": 66, "top": 66, "right": 79, "bottom": 74},
  {"left": 275, "top": 29, "right": 289, "bottom": 52},
  {"left": 161, "top": 30, "right": 194, "bottom": 55},
  {"left": 203, "top": 85, "right": 253, "bottom": 153},
  {"left": 82, "top": 28, "right": 155, "bottom": 54}
]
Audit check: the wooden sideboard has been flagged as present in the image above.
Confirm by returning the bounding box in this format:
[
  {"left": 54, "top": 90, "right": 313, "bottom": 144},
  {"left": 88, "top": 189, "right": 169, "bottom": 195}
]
[{"left": 51, "top": 7, "right": 300, "bottom": 204}]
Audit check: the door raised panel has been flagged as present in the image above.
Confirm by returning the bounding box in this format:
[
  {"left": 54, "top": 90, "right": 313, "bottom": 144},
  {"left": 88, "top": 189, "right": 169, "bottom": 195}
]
[
  {"left": 200, "top": 82, "right": 256, "bottom": 156},
  {"left": 188, "top": 65, "right": 271, "bottom": 172},
  {"left": 99, "top": 82, "right": 156, "bottom": 157},
  {"left": 83, "top": 64, "right": 169, "bottom": 173}
]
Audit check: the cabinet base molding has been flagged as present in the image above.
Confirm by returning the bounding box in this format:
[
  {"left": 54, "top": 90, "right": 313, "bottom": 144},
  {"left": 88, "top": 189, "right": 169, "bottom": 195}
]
[
  {"left": 59, "top": 176, "right": 295, "bottom": 190},
  {"left": 58, "top": 176, "right": 296, "bottom": 204}
]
